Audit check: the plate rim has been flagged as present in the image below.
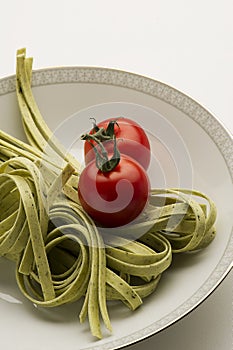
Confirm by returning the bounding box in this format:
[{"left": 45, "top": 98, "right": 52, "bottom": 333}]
[{"left": 0, "top": 66, "right": 232, "bottom": 350}]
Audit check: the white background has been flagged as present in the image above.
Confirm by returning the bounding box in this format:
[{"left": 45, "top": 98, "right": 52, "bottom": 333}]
[{"left": 1, "top": 1, "right": 232, "bottom": 349}]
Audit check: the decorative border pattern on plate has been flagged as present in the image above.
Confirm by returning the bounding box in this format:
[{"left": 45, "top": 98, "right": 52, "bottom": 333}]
[{"left": 0, "top": 67, "right": 232, "bottom": 350}]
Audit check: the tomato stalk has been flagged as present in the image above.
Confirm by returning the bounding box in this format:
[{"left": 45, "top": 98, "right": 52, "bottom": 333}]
[
  {"left": 89, "top": 119, "right": 120, "bottom": 142},
  {"left": 81, "top": 133, "right": 121, "bottom": 172},
  {"left": 84, "top": 117, "right": 151, "bottom": 170}
]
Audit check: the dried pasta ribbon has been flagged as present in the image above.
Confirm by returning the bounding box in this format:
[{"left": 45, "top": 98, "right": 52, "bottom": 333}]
[
  {"left": 149, "top": 189, "right": 217, "bottom": 252},
  {"left": 111, "top": 189, "right": 217, "bottom": 253},
  {"left": 16, "top": 48, "right": 81, "bottom": 172},
  {"left": 0, "top": 157, "right": 217, "bottom": 339},
  {"left": 0, "top": 157, "right": 111, "bottom": 339}
]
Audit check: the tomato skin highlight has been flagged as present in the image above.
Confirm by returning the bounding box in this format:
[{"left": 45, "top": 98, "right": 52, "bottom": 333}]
[
  {"left": 78, "top": 155, "right": 150, "bottom": 228},
  {"left": 84, "top": 117, "right": 151, "bottom": 170}
]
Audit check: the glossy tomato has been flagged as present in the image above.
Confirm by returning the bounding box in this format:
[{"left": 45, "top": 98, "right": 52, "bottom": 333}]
[
  {"left": 78, "top": 155, "right": 150, "bottom": 228},
  {"left": 84, "top": 117, "right": 151, "bottom": 170}
]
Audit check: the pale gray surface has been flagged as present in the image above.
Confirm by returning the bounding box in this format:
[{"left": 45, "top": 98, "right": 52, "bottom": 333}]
[{"left": 0, "top": 1, "right": 232, "bottom": 349}]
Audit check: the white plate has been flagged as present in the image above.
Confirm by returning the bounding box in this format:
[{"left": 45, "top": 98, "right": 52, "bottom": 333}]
[{"left": 0, "top": 67, "right": 232, "bottom": 350}]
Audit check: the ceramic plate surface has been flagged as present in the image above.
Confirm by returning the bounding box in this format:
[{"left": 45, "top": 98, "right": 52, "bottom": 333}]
[{"left": 0, "top": 67, "right": 232, "bottom": 350}]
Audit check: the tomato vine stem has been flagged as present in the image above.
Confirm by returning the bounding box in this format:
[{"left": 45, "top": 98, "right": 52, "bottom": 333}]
[{"left": 81, "top": 133, "right": 121, "bottom": 173}]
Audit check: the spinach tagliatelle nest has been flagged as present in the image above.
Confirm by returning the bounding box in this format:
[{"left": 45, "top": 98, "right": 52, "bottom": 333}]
[{"left": 0, "top": 49, "right": 217, "bottom": 339}]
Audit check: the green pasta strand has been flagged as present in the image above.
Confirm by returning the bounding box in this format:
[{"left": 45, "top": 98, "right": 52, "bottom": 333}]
[
  {"left": 0, "top": 131, "right": 217, "bottom": 339},
  {"left": 0, "top": 155, "right": 217, "bottom": 339}
]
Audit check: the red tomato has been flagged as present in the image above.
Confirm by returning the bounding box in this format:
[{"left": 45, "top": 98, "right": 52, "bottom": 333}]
[
  {"left": 84, "top": 117, "right": 151, "bottom": 170},
  {"left": 78, "top": 155, "right": 150, "bottom": 228}
]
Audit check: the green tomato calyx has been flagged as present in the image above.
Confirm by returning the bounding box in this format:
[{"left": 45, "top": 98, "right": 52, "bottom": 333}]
[{"left": 81, "top": 132, "right": 121, "bottom": 173}]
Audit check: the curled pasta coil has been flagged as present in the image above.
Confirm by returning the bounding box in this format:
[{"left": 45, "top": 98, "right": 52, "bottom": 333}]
[
  {"left": 0, "top": 156, "right": 173, "bottom": 339},
  {"left": 0, "top": 156, "right": 109, "bottom": 338},
  {"left": 149, "top": 189, "right": 217, "bottom": 252},
  {"left": 0, "top": 155, "right": 217, "bottom": 339},
  {"left": 118, "top": 188, "right": 217, "bottom": 253}
]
